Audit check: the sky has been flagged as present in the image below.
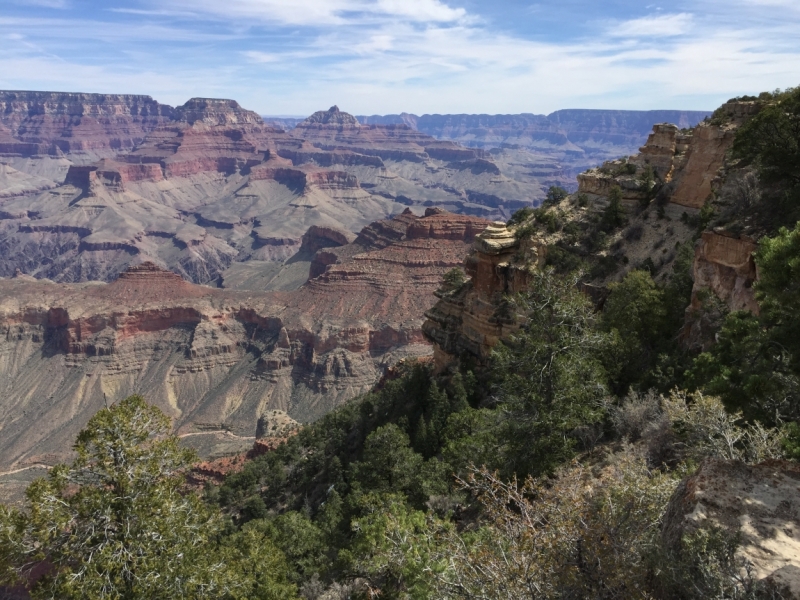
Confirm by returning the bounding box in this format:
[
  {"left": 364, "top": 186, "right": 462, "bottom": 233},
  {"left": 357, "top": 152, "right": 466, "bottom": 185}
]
[{"left": 0, "top": 0, "right": 798, "bottom": 116}]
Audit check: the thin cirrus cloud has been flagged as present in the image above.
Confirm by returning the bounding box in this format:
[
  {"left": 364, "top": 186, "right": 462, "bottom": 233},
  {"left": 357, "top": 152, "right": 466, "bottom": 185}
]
[
  {"left": 608, "top": 13, "right": 694, "bottom": 38},
  {"left": 0, "top": 0, "right": 797, "bottom": 114},
  {"left": 156, "top": 0, "right": 467, "bottom": 25}
]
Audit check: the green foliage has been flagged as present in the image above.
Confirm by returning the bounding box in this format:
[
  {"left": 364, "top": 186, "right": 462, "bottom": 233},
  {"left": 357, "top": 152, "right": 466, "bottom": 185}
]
[
  {"left": 217, "top": 522, "right": 300, "bottom": 600},
  {"left": 440, "top": 267, "right": 466, "bottom": 292},
  {"left": 732, "top": 87, "right": 800, "bottom": 228},
  {"left": 656, "top": 526, "right": 775, "bottom": 600},
  {"left": 506, "top": 205, "right": 534, "bottom": 226},
  {"left": 575, "top": 192, "right": 590, "bottom": 207},
  {"left": 600, "top": 244, "right": 694, "bottom": 394},
  {"left": 490, "top": 269, "right": 610, "bottom": 477},
  {"left": 247, "top": 512, "right": 331, "bottom": 587},
  {"left": 342, "top": 493, "right": 447, "bottom": 599},
  {"left": 544, "top": 185, "right": 569, "bottom": 207},
  {"left": 602, "top": 186, "right": 627, "bottom": 231},
  {"left": 589, "top": 253, "right": 620, "bottom": 280},
  {"left": 733, "top": 87, "right": 800, "bottom": 188},
  {"left": 698, "top": 199, "right": 715, "bottom": 231},
  {"left": 544, "top": 243, "right": 587, "bottom": 274},
  {"left": 431, "top": 452, "right": 681, "bottom": 600},
  {"left": 533, "top": 207, "right": 562, "bottom": 233},
  {"left": 689, "top": 223, "right": 800, "bottom": 421},
  {"left": 603, "top": 269, "right": 668, "bottom": 392},
  {"left": 780, "top": 421, "right": 800, "bottom": 461},
  {"left": 637, "top": 164, "right": 658, "bottom": 206},
  {"left": 0, "top": 395, "right": 297, "bottom": 600},
  {"left": 351, "top": 425, "right": 427, "bottom": 501},
  {"left": 755, "top": 224, "right": 800, "bottom": 358}
]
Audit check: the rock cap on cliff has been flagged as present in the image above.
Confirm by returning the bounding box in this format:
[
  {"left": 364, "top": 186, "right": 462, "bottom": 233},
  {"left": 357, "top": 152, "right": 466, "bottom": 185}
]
[
  {"left": 301, "top": 106, "right": 360, "bottom": 127},
  {"left": 175, "top": 98, "right": 264, "bottom": 126}
]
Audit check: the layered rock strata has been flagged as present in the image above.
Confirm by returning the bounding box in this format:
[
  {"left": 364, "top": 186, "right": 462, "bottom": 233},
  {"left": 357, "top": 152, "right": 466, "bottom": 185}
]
[
  {"left": 358, "top": 109, "right": 712, "bottom": 179},
  {"left": 578, "top": 101, "right": 762, "bottom": 210},
  {"left": 422, "top": 221, "right": 545, "bottom": 370},
  {"left": 0, "top": 98, "right": 538, "bottom": 284},
  {"left": 0, "top": 210, "right": 489, "bottom": 477},
  {"left": 0, "top": 91, "right": 173, "bottom": 160},
  {"left": 423, "top": 100, "right": 765, "bottom": 372}
]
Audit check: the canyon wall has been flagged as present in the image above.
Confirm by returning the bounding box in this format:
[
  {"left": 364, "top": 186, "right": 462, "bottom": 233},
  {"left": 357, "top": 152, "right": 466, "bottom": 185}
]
[
  {"left": 0, "top": 97, "right": 539, "bottom": 285},
  {"left": 357, "top": 109, "right": 712, "bottom": 179},
  {"left": 0, "top": 210, "right": 488, "bottom": 478}
]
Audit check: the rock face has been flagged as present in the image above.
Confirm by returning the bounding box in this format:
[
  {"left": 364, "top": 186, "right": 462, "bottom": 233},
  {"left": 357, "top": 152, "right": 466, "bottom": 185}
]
[
  {"left": 692, "top": 231, "right": 759, "bottom": 313},
  {"left": 174, "top": 98, "right": 263, "bottom": 126},
  {"left": 682, "top": 231, "right": 760, "bottom": 350},
  {"left": 302, "top": 105, "right": 360, "bottom": 126},
  {"left": 0, "top": 210, "right": 489, "bottom": 481},
  {"left": 578, "top": 102, "right": 761, "bottom": 211},
  {"left": 0, "top": 95, "right": 541, "bottom": 285},
  {"left": 0, "top": 91, "right": 173, "bottom": 160},
  {"left": 422, "top": 221, "right": 545, "bottom": 370},
  {"left": 662, "top": 459, "right": 800, "bottom": 596}
]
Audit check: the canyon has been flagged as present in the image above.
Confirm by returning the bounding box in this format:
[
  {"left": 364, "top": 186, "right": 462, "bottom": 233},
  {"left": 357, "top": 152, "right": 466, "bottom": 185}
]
[
  {"left": 272, "top": 108, "right": 712, "bottom": 183},
  {"left": 0, "top": 92, "right": 541, "bottom": 285},
  {"left": 0, "top": 208, "right": 488, "bottom": 501}
]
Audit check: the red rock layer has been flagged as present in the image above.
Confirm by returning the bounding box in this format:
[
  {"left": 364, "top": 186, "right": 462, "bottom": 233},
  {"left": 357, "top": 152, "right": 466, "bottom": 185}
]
[{"left": 0, "top": 91, "right": 173, "bottom": 157}]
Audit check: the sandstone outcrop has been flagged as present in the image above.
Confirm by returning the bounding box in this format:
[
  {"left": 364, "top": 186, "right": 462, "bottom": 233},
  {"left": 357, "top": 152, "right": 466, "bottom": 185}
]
[
  {"left": 577, "top": 102, "right": 762, "bottom": 213},
  {"left": 663, "top": 459, "right": 800, "bottom": 596},
  {"left": 174, "top": 98, "right": 263, "bottom": 126},
  {"left": 682, "top": 230, "right": 759, "bottom": 350},
  {"left": 423, "top": 221, "right": 545, "bottom": 370},
  {"left": 424, "top": 100, "right": 765, "bottom": 373},
  {"left": 302, "top": 105, "right": 360, "bottom": 126},
  {"left": 692, "top": 231, "right": 758, "bottom": 313},
  {"left": 0, "top": 210, "right": 488, "bottom": 483}
]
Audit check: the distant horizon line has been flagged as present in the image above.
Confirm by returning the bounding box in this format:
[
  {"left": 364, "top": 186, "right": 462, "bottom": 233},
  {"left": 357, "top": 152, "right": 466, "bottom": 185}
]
[
  {"left": 0, "top": 89, "right": 714, "bottom": 118},
  {"left": 264, "top": 107, "right": 715, "bottom": 120}
]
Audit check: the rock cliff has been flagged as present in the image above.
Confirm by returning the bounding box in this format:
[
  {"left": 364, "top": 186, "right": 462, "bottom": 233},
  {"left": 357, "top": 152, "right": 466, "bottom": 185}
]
[
  {"left": 422, "top": 221, "right": 544, "bottom": 370},
  {"left": 359, "top": 109, "right": 712, "bottom": 180},
  {"left": 0, "top": 91, "right": 173, "bottom": 161},
  {"left": 0, "top": 210, "right": 489, "bottom": 483}
]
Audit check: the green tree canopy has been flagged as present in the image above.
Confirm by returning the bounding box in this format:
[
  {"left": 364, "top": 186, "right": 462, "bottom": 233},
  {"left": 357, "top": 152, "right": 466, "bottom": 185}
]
[
  {"left": 689, "top": 223, "right": 800, "bottom": 422},
  {"left": 544, "top": 185, "right": 569, "bottom": 207},
  {"left": 0, "top": 395, "right": 296, "bottom": 600},
  {"left": 491, "top": 269, "right": 611, "bottom": 477},
  {"left": 602, "top": 186, "right": 627, "bottom": 230},
  {"left": 733, "top": 86, "right": 800, "bottom": 187}
]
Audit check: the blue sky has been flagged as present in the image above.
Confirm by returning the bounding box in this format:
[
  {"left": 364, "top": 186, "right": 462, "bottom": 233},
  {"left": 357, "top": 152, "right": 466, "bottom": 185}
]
[{"left": 1, "top": 0, "right": 798, "bottom": 116}]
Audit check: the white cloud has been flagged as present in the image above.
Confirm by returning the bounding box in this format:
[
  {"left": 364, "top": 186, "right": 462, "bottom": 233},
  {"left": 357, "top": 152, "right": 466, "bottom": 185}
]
[
  {"left": 243, "top": 50, "right": 280, "bottom": 63},
  {"left": 610, "top": 13, "right": 694, "bottom": 38},
  {"left": 156, "top": 0, "right": 466, "bottom": 25}
]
